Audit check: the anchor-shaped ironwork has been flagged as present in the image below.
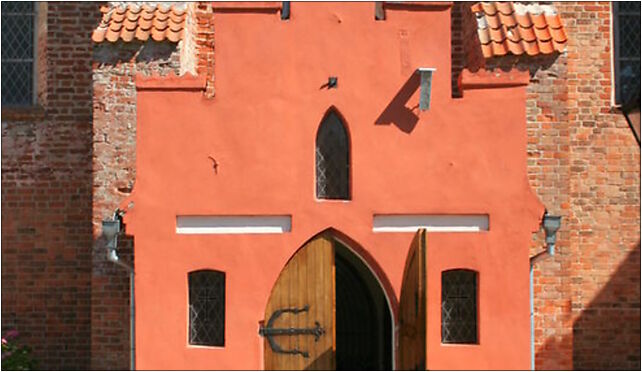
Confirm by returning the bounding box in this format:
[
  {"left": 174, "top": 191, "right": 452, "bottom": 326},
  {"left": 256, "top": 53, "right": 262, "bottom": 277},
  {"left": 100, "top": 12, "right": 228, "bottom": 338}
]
[{"left": 258, "top": 305, "right": 325, "bottom": 358}]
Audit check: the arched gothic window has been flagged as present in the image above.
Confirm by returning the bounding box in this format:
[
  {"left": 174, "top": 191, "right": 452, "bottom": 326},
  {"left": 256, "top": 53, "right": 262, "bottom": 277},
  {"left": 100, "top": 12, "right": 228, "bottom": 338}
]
[
  {"left": 316, "top": 110, "right": 350, "bottom": 200},
  {"left": 441, "top": 269, "right": 478, "bottom": 344}
]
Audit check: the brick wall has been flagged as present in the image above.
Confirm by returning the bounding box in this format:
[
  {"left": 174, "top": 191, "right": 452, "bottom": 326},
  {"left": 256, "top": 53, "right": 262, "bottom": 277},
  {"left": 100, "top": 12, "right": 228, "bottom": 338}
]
[
  {"left": 91, "top": 40, "right": 181, "bottom": 370},
  {"left": 2, "top": 2, "right": 638, "bottom": 370},
  {"left": 194, "top": 2, "right": 216, "bottom": 97},
  {"left": 450, "top": 2, "right": 464, "bottom": 98},
  {"left": 457, "top": 2, "right": 640, "bottom": 369},
  {"left": 525, "top": 50, "right": 575, "bottom": 372},
  {"left": 89, "top": 3, "right": 212, "bottom": 366},
  {"left": 523, "top": 2, "right": 640, "bottom": 370},
  {"left": 556, "top": 2, "right": 640, "bottom": 369},
  {"left": 474, "top": 49, "right": 575, "bottom": 372},
  {"left": 1, "top": 2, "right": 101, "bottom": 369}
]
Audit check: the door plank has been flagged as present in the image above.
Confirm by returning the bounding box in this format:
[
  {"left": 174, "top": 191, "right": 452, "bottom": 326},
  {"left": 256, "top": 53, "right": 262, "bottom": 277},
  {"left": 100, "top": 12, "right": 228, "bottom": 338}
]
[
  {"left": 398, "top": 229, "right": 427, "bottom": 370},
  {"left": 263, "top": 235, "right": 335, "bottom": 370}
]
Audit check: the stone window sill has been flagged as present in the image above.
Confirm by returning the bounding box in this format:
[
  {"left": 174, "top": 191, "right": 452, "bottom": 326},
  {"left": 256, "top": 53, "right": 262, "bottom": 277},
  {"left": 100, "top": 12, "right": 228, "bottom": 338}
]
[{"left": 1, "top": 106, "right": 46, "bottom": 121}]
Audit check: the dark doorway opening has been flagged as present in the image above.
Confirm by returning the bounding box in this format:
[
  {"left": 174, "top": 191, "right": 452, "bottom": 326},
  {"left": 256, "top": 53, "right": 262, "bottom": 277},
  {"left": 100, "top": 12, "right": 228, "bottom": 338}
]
[{"left": 334, "top": 240, "right": 392, "bottom": 370}]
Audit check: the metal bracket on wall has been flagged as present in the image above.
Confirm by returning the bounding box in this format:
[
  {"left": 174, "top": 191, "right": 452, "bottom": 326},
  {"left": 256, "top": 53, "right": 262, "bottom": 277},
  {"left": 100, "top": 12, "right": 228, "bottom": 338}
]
[
  {"left": 258, "top": 305, "right": 325, "bottom": 358},
  {"left": 417, "top": 67, "right": 436, "bottom": 111},
  {"left": 281, "top": 1, "right": 290, "bottom": 20},
  {"left": 375, "top": 2, "right": 385, "bottom": 20}
]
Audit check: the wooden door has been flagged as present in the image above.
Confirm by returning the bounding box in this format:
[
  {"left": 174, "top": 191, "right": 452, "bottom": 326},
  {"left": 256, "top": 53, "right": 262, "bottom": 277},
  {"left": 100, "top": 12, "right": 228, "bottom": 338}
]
[
  {"left": 263, "top": 235, "right": 336, "bottom": 370},
  {"left": 398, "top": 229, "right": 427, "bottom": 370}
]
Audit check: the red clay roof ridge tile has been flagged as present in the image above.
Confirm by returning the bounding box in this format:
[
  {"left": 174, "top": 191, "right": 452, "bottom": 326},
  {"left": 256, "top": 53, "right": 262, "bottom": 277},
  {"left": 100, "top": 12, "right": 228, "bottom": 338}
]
[
  {"left": 92, "top": 2, "right": 188, "bottom": 44},
  {"left": 471, "top": 2, "right": 567, "bottom": 58}
]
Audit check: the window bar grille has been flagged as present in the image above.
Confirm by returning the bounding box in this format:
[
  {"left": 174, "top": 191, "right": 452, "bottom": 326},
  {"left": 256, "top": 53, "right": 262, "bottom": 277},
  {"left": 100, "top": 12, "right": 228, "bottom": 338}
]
[
  {"left": 1, "top": 2, "right": 36, "bottom": 106},
  {"left": 441, "top": 270, "right": 478, "bottom": 344},
  {"left": 316, "top": 111, "right": 350, "bottom": 200},
  {"left": 188, "top": 270, "right": 225, "bottom": 346},
  {"left": 613, "top": 2, "right": 641, "bottom": 105}
]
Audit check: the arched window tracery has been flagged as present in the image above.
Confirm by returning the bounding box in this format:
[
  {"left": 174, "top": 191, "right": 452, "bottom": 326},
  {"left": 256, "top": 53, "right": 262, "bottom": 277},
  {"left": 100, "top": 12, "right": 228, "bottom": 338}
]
[{"left": 316, "top": 109, "right": 350, "bottom": 200}]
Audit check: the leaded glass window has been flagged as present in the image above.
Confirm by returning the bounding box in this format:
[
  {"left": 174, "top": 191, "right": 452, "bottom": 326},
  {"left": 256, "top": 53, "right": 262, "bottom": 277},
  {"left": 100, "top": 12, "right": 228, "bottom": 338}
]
[
  {"left": 613, "top": 2, "right": 641, "bottom": 105},
  {"left": 316, "top": 110, "right": 350, "bottom": 200},
  {"left": 441, "top": 269, "right": 478, "bottom": 344},
  {"left": 189, "top": 270, "right": 225, "bottom": 346},
  {"left": 1, "top": 2, "right": 36, "bottom": 106}
]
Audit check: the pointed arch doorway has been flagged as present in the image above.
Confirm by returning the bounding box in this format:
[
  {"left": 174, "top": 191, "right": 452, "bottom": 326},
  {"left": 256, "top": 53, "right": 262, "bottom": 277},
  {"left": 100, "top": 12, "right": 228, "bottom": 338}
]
[{"left": 261, "top": 231, "right": 394, "bottom": 370}]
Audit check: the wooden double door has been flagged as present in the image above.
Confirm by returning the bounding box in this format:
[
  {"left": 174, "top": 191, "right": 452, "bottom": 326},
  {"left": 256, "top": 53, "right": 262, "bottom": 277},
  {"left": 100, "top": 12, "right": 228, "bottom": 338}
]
[{"left": 262, "top": 230, "right": 426, "bottom": 370}]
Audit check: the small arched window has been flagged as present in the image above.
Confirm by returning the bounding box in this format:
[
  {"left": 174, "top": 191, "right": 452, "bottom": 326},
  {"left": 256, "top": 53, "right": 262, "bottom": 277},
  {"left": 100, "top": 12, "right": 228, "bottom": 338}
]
[
  {"left": 189, "top": 270, "right": 225, "bottom": 346},
  {"left": 316, "top": 109, "right": 350, "bottom": 200},
  {"left": 441, "top": 269, "right": 478, "bottom": 344}
]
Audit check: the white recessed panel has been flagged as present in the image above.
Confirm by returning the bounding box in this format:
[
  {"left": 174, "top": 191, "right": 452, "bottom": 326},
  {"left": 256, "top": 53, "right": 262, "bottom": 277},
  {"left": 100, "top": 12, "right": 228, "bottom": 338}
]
[
  {"left": 372, "top": 214, "right": 489, "bottom": 233},
  {"left": 176, "top": 215, "right": 291, "bottom": 234}
]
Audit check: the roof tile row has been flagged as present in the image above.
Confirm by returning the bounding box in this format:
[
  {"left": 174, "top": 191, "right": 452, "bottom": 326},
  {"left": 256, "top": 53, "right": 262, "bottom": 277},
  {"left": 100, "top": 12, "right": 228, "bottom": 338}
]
[
  {"left": 92, "top": 1, "right": 568, "bottom": 60},
  {"left": 92, "top": 3, "right": 187, "bottom": 43},
  {"left": 471, "top": 2, "right": 567, "bottom": 58}
]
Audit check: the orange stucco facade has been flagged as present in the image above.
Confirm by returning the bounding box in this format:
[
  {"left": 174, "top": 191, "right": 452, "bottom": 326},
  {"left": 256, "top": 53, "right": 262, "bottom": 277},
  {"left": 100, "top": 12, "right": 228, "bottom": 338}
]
[{"left": 122, "top": 3, "right": 544, "bottom": 370}]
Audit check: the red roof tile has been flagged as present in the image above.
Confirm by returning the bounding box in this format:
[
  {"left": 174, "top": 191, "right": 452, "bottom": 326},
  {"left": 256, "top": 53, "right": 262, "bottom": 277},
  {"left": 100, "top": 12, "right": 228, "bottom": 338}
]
[
  {"left": 472, "top": 2, "right": 568, "bottom": 58},
  {"left": 92, "top": 3, "right": 187, "bottom": 43}
]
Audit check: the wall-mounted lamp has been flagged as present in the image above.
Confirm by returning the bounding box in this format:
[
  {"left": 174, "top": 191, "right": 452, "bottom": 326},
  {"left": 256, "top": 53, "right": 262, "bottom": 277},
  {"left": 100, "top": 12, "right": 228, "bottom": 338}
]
[
  {"left": 542, "top": 213, "right": 561, "bottom": 256},
  {"left": 102, "top": 214, "right": 121, "bottom": 250},
  {"left": 530, "top": 211, "right": 562, "bottom": 371},
  {"left": 102, "top": 210, "right": 124, "bottom": 263},
  {"left": 416, "top": 67, "right": 435, "bottom": 111},
  {"left": 101, "top": 209, "right": 134, "bottom": 370},
  {"left": 102, "top": 209, "right": 132, "bottom": 272}
]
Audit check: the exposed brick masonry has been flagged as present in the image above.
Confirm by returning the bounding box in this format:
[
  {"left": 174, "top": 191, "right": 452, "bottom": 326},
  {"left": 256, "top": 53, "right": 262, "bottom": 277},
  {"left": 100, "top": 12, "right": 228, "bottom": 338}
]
[
  {"left": 450, "top": 2, "right": 465, "bottom": 98},
  {"left": 91, "top": 2, "right": 196, "bottom": 367},
  {"left": 459, "top": 2, "right": 639, "bottom": 369},
  {"left": 556, "top": 2, "right": 640, "bottom": 369},
  {"left": 1, "top": 2, "right": 638, "bottom": 370},
  {"left": 523, "top": 2, "right": 639, "bottom": 369},
  {"left": 194, "top": 2, "right": 215, "bottom": 97},
  {"left": 1, "top": 2, "right": 101, "bottom": 369},
  {"left": 92, "top": 40, "right": 181, "bottom": 370}
]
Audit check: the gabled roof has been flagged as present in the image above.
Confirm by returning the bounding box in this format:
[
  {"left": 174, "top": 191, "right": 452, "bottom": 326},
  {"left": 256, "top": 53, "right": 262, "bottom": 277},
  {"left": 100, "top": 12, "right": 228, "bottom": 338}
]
[
  {"left": 92, "top": 3, "right": 187, "bottom": 43},
  {"left": 471, "top": 2, "right": 567, "bottom": 58}
]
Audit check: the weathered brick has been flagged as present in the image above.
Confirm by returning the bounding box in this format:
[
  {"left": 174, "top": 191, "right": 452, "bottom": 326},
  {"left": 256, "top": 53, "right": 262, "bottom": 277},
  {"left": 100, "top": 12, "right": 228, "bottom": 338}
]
[
  {"left": 2, "top": 2, "right": 639, "bottom": 370},
  {"left": 1, "top": 2, "right": 99, "bottom": 369},
  {"left": 525, "top": 3, "right": 640, "bottom": 370}
]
